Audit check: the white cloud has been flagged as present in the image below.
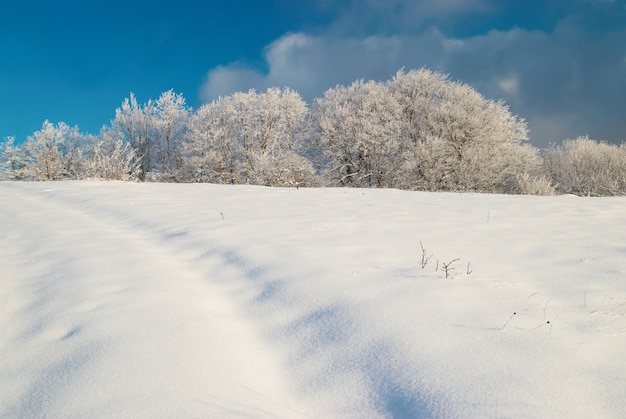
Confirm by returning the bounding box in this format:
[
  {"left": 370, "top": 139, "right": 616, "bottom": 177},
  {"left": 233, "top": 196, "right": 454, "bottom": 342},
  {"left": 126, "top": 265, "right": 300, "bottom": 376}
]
[
  {"left": 442, "top": 38, "right": 465, "bottom": 51},
  {"left": 200, "top": 30, "right": 448, "bottom": 103},
  {"left": 498, "top": 76, "right": 519, "bottom": 95},
  {"left": 200, "top": 66, "right": 265, "bottom": 100}
]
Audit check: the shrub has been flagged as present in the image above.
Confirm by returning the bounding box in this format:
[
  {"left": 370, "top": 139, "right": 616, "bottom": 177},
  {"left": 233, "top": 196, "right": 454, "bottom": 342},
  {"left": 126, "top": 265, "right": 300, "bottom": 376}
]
[{"left": 544, "top": 136, "right": 626, "bottom": 196}]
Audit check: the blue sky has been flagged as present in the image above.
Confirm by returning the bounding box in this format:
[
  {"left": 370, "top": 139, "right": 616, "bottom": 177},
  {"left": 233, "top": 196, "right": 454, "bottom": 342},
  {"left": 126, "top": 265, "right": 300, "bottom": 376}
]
[{"left": 1, "top": 0, "right": 624, "bottom": 147}]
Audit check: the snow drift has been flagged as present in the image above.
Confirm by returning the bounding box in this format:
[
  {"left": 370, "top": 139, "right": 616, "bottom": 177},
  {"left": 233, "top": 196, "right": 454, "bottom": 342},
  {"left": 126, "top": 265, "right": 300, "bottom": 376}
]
[{"left": 1, "top": 181, "right": 625, "bottom": 417}]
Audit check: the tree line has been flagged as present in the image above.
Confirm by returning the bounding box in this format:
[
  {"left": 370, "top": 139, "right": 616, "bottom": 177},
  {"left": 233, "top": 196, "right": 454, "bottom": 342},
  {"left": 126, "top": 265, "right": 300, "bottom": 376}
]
[{"left": 1, "top": 68, "right": 625, "bottom": 196}]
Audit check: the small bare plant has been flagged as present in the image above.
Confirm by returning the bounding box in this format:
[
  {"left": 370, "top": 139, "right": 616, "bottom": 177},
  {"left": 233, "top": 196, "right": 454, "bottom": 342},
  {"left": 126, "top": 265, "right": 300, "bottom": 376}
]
[
  {"left": 441, "top": 258, "right": 460, "bottom": 279},
  {"left": 419, "top": 241, "right": 433, "bottom": 269},
  {"left": 417, "top": 242, "right": 471, "bottom": 279}
]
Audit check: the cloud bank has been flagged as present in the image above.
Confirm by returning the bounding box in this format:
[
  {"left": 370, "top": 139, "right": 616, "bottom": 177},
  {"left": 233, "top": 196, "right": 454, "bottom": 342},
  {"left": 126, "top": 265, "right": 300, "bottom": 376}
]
[{"left": 200, "top": 1, "right": 626, "bottom": 147}]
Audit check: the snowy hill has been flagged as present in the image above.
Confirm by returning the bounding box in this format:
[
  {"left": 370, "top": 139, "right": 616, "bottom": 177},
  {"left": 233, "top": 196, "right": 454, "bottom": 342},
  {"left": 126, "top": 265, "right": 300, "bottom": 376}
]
[{"left": 1, "top": 181, "right": 625, "bottom": 418}]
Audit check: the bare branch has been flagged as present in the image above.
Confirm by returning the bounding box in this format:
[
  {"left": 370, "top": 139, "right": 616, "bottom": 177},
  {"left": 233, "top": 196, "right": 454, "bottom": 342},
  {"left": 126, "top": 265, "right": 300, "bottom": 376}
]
[
  {"left": 419, "top": 241, "right": 433, "bottom": 269},
  {"left": 441, "top": 258, "right": 460, "bottom": 279}
]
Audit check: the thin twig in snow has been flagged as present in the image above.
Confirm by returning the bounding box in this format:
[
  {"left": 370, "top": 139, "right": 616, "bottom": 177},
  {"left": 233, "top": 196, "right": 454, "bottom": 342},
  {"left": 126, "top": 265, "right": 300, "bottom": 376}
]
[
  {"left": 419, "top": 241, "right": 433, "bottom": 269},
  {"left": 442, "top": 258, "right": 460, "bottom": 279}
]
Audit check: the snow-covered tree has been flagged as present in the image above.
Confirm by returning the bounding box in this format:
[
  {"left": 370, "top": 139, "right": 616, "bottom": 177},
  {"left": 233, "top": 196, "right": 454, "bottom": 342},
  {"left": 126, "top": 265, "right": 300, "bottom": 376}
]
[
  {"left": 113, "top": 93, "right": 155, "bottom": 180},
  {"left": 310, "top": 69, "right": 537, "bottom": 192},
  {"left": 152, "top": 90, "right": 190, "bottom": 180},
  {"left": 233, "top": 87, "right": 315, "bottom": 186},
  {"left": 182, "top": 95, "right": 240, "bottom": 183},
  {"left": 112, "top": 90, "right": 190, "bottom": 181},
  {"left": 0, "top": 137, "right": 28, "bottom": 180},
  {"left": 81, "top": 128, "right": 141, "bottom": 181},
  {"left": 543, "top": 136, "right": 626, "bottom": 196},
  {"left": 19, "top": 120, "right": 82, "bottom": 180},
  {"left": 514, "top": 171, "right": 556, "bottom": 196},
  {"left": 184, "top": 87, "right": 317, "bottom": 186},
  {"left": 390, "top": 68, "right": 534, "bottom": 193},
  {"left": 311, "top": 79, "right": 404, "bottom": 187}
]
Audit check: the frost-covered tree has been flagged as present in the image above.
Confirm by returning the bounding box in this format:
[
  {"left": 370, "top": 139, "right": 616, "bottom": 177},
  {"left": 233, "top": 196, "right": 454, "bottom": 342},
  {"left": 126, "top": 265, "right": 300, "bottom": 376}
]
[
  {"left": 184, "top": 87, "right": 317, "bottom": 186},
  {"left": 113, "top": 90, "right": 190, "bottom": 181},
  {"left": 113, "top": 93, "right": 155, "bottom": 180},
  {"left": 389, "top": 69, "right": 535, "bottom": 193},
  {"left": 19, "top": 120, "right": 82, "bottom": 180},
  {"left": 514, "top": 171, "right": 556, "bottom": 196},
  {"left": 152, "top": 90, "right": 190, "bottom": 180},
  {"left": 233, "top": 87, "right": 315, "bottom": 186},
  {"left": 311, "top": 79, "right": 404, "bottom": 187},
  {"left": 310, "top": 69, "right": 538, "bottom": 192},
  {"left": 543, "top": 136, "right": 626, "bottom": 196},
  {"left": 182, "top": 95, "right": 240, "bottom": 183},
  {"left": 81, "top": 128, "right": 141, "bottom": 181},
  {"left": 0, "top": 137, "right": 28, "bottom": 180}
]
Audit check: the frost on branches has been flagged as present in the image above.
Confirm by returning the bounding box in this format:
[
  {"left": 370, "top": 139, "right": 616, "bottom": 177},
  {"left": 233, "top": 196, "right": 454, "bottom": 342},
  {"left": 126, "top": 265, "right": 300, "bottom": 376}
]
[
  {"left": 0, "top": 121, "right": 82, "bottom": 181},
  {"left": 312, "top": 79, "right": 404, "bottom": 188},
  {"left": 311, "top": 69, "right": 542, "bottom": 193},
  {"left": 390, "top": 69, "right": 537, "bottom": 192},
  {"left": 1, "top": 67, "right": 623, "bottom": 195},
  {"left": 81, "top": 130, "right": 142, "bottom": 181},
  {"left": 544, "top": 136, "right": 626, "bottom": 196},
  {"left": 112, "top": 90, "right": 190, "bottom": 181},
  {"left": 183, "top": 87, "right": 317, "bottom": 187}
]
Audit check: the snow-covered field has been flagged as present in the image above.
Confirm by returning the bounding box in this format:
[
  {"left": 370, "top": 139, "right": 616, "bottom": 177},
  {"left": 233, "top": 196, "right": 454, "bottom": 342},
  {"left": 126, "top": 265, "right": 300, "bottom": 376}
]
[{"left": 1, "top": 181, "right": 625, "bottom": 418}]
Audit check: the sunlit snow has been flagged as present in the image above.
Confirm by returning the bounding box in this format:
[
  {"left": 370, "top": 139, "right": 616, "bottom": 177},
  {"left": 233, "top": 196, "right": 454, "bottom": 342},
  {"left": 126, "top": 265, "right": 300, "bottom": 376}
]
[{"left": 1, "top": 181, "right": 625, "bottom": 417}]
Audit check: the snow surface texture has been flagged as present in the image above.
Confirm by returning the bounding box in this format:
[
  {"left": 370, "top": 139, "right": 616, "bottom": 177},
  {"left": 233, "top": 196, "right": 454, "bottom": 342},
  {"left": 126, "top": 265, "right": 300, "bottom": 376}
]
[{"left": 1, "top": 181, "right": 625, "bottom": 418}]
